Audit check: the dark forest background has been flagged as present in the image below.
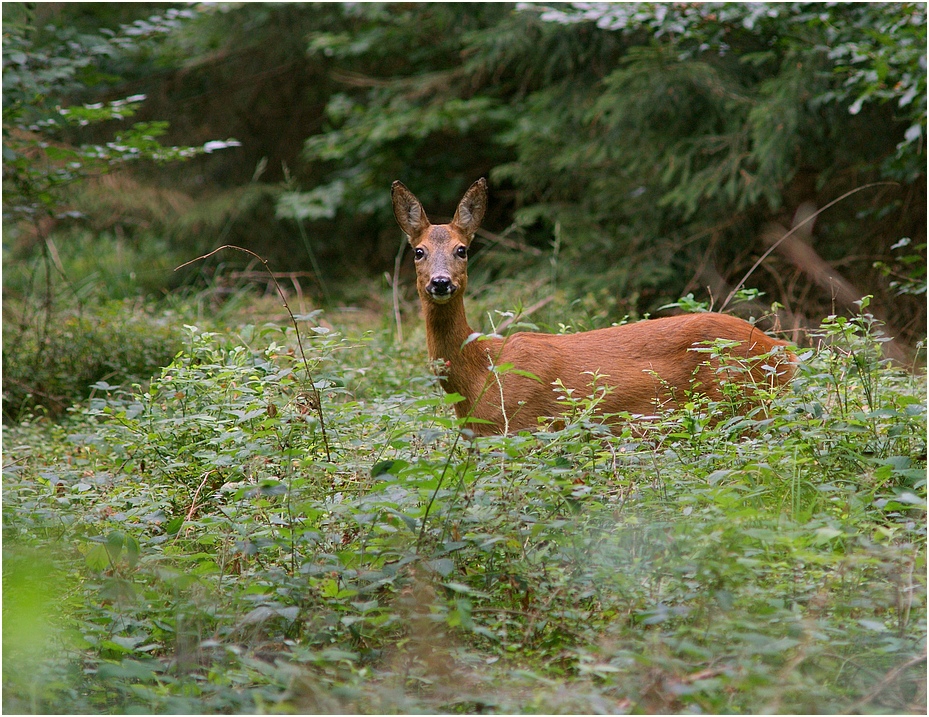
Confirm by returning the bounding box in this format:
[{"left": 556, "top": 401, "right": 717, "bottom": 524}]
[{"left": 3, "top": 2, "right": 926, "bottom": 416}]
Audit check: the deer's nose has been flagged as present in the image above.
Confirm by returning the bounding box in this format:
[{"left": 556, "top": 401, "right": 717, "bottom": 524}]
[{"left": 427, "top": 276, "right": 456, "bottom": 299}]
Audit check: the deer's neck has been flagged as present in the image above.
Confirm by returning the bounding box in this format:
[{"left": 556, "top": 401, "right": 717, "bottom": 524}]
[{"left": 421, "top": 295, "right": 493, "bottom": 405}]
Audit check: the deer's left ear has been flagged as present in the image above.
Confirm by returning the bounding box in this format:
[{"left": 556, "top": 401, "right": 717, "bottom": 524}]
[{"left": 451, "top": 178, "right": 487, "bottom": 243}]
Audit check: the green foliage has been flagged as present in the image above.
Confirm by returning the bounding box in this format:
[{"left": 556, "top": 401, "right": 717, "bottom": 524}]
[
  {"left": 2, "top": 7, "right": 234, "bottom": 224},
  {"left": 2, "top": 6, "right": 242, "bottom": 422},
  {"left": 5, "top": 3, "right": 924, "bottom": 345},
  {"left": 1, "top": 297, "right": 182, "bottom": 421},
  {"left": 285, "top": 3, "right": 515, "bottom": 221},
  {"left": 273, "top": 1, "right": 925, "bottom": 344},
  {"left": 875, "top": 237, "right": 928, "bottom": 298},
  {"left": 540, "top": 1, "right": 926, "bottom": 184},
  {"left": 3, "top": 304, "right": 925, "bottom": 713}
]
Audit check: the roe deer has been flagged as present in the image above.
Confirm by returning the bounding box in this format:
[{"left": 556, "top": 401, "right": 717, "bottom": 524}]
[{"left": 392, "top": 178, "right": 795, "bottom": 436}]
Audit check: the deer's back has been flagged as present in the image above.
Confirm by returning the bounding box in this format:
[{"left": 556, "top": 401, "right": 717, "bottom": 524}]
[{"left": 466, "top": 312, "right": 793, "bottom": 433}]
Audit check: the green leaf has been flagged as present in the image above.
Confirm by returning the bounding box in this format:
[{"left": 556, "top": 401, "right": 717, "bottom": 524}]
[
  {"left": 85, "top": 544, "right": 111, "bottom": 571},
  {"left": 426, "top": 558, "right": 455, "bottom": 577}
]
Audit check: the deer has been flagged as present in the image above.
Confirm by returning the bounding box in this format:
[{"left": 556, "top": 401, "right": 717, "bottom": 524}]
[{"left": 392, "top": 178, "right": 796, "bottom": 436}]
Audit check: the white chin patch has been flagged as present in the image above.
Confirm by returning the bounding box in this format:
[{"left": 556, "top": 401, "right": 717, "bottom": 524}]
[{"left": 428, "top": 291, "right": 455, "bottom": 304}]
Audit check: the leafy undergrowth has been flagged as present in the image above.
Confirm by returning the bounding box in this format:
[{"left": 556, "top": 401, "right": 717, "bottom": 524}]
[
  {"left": 1, "top": 296, "right": 183, "bottom": 422},
  {"left": 3, "top": 310, "right": 926, "bottom": 714}
]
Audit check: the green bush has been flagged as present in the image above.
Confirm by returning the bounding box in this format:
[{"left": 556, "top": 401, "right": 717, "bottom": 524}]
[{"left": 2, "top": 298, "right": 181, "bottom": 421}]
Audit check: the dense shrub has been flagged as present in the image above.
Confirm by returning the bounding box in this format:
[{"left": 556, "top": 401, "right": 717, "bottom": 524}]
[{"left": 2, "top": 298, "right": 181, "bottom": 421}]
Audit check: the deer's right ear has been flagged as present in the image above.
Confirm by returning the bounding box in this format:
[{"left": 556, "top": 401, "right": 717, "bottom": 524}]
[{"left": 392, "top": 181, "right": 430, "bottom": 243}]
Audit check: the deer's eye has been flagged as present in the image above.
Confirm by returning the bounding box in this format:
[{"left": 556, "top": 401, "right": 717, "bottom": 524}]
[
  {"left": 454, "top": 245, "right": 468, "bottom": 259},
  {"left": 413, "top": 247, "right": 426, "bottom": 260}
]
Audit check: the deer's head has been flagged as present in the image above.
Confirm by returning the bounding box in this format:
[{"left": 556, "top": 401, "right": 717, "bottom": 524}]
[{"left": 391, "top": 178, "right": 487, "bottom": 304}]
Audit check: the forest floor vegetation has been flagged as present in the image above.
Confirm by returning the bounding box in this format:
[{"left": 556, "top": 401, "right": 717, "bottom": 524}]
[{"left": 2, "top": 286, "right": 926, "bottom": 714}]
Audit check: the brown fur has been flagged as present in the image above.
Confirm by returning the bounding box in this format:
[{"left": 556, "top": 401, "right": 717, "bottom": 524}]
[{"left": 392, "top": 178, "right": 795, "bottom": 436}]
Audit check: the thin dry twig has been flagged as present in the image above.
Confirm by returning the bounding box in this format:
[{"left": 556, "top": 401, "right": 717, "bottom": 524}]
[
  {"left": 173, "top": 470, "right": 213, "bottom": 541},
  {"left": 176, "top": 244, "right": 332, "bottom": 461},
  {"left": 392, "top": 234, "right": 407, "bottom": 344}
]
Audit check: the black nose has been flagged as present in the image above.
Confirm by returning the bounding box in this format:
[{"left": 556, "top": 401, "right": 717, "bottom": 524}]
[{"left": 428, "top": 277, "right": 454, "bottom": 295}]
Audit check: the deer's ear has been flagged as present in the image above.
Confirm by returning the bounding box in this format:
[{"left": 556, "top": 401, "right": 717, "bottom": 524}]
[
  {"left": 451, "top": 178, "right": 487, "bottom": 243},
  {"left": 392, "top": 181, "right": 431, "bottom": 243}
]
